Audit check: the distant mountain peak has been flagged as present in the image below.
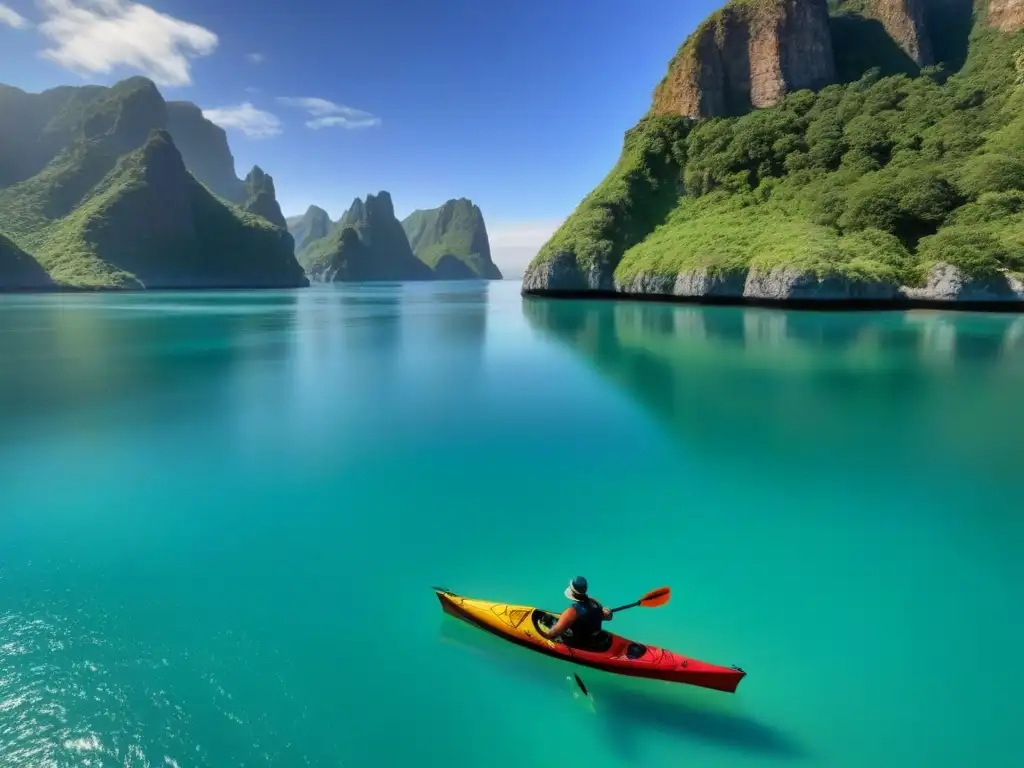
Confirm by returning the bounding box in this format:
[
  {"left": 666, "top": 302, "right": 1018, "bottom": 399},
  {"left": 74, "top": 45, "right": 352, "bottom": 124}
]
[
  {"left": 400, "top": 197, "right": 502, "bottom": 280},
  {"left": 242, "top": 166, "right": 287, "bottom": 230},
  {"left": 300, "top": 191, "right": 433, "bottom": 283},
  {"left": 287, "top": 204, "right": 333, "bottom": 252}
]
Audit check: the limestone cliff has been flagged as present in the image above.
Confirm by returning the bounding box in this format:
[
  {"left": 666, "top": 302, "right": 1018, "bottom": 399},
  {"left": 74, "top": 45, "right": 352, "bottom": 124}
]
[
  {"left": 287, "top": 205, "right": 333, "bottom": 252},
  {"left": 303, "top": 192, "right": 433, "bottom": 282},
  {"left": 242, "top": 166, "right": 288, "bottom": 230},
  {"left": 401, "top": 198, "right": 503, "bottom": 279},
  {"left": 525, "top": 0, "right": 1024, "bottom": 308},
  {"left": 988, "top": 0, "right": 1024, "bottom": 31},
  {"left": 832, "top": 1, "right": 933, "bottom": 66},
  {"left": 165, "top": 101, "right": 245, "bottom": 203},
  {"left": 652, "top": 0, "right": 836, "bottom": 118}
]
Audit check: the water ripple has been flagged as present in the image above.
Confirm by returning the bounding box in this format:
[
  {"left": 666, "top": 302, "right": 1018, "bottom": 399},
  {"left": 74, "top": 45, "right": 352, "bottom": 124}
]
[{"left": 0, "top": 610, "right": 208, "bottom": 767}]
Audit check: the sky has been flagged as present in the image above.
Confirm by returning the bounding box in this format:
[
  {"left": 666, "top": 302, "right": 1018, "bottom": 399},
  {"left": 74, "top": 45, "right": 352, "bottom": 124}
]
[{"left": 0, "top": 0, "right": 723, "bottom": 276}]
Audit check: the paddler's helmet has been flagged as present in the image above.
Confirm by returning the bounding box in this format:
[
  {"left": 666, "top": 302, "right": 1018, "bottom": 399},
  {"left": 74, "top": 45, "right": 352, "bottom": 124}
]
[{"left": 565, "top": 576, "right": 588, "bottom": 601}]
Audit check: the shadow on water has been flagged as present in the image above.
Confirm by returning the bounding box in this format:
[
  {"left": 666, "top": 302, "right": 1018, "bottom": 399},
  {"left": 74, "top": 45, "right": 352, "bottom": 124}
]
[
  {"left": 522, "top": 297, "right": 1024, "bottom": 481},
  {"left": 437, "top": 618, "right": 808, "bottom": 762}
]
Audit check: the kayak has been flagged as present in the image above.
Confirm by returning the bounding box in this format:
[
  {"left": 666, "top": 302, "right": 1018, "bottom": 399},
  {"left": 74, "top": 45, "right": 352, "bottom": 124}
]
[{"left": 434, "top": 587, "right": 746, "bottom": 693}]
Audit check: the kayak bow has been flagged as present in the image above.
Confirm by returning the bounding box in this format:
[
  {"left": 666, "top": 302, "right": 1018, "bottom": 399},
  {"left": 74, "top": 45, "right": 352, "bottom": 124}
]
[{"left": 434, "top": 587, "right": 746, "bottom": 694}]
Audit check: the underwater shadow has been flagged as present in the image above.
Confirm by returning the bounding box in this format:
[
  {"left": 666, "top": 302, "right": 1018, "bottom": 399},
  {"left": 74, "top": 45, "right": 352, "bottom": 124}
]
[{"left": 438, "top": 617, "right": 808, "bottom": 762}]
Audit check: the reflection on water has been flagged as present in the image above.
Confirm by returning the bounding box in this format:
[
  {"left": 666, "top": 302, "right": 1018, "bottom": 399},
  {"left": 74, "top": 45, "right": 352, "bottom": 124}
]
[
  {"left": 0, "top": 284, "right": 494, "bottom": 450},
  {"left": 0, "top": 292, "right": 301, "bottom": 445},
  {"left": 522, "top": 298, "right": 1024, "bottom": 482}
]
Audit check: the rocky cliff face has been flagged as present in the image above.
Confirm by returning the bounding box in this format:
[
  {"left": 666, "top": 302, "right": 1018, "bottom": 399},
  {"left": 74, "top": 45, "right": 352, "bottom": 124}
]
[
  {"left": 401, "top": 198, "right": 503, "bottom": 279},
  {"left": 834, "top": 0, "right": 934, "bottom": 65},
  {"left": 165, "top": 101, "right": 245, "bottom": 203},
  {"left": 653, "top": 0, "right": 836, "bottom": 118},
  {"left": 287, "top": 205, "right": 332, "bottom": 252},
  {"left": 988, "top": 0, "right": 1024, "bottom": 31},
  {"left": 524, "top": 0, "right": 1024, "bottom": 308},
  {"left": 242, "top": 166, "right": 288, "bottom": 230},
  {"left": 651, "top": 0, "right": 987, "bottom": 120},
  {"left": 309, "top": 192, "right": 434, "bottom": 282}
]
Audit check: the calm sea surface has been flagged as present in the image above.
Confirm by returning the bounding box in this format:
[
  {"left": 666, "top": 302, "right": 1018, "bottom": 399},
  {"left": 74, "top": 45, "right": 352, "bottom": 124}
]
[{"left": 2, "top": 280, "right": 1022, "bottom": 767}]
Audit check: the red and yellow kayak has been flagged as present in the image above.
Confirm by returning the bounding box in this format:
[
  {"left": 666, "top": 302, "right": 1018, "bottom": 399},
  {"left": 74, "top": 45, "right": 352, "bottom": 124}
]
[{"left": 434, "top": 587, "right": 746, "bottom": 694}]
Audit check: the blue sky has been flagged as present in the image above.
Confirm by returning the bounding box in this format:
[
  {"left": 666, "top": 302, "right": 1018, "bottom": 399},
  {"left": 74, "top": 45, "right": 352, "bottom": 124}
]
[{"left": 0, "top": 0, "right": 722, "bottom": 274}]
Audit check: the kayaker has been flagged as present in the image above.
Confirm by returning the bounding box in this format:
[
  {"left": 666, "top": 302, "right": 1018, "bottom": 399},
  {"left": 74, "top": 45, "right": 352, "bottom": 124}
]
[{"left": 539, "top": 576, "right": 612, "bottom": 645}]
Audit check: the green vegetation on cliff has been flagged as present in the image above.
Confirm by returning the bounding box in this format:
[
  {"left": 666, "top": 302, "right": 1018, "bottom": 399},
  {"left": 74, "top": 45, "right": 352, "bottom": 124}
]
[
  {"left": 0, "top": 76, "right": 304, "bottom": 290},
  {"left": 0, "top": 130, "right": 305, "bottom": 288},
  {"left": 529, "top": 4, "right": 1024, "bottom": 295},
  {"left": 401, "top": 199, "right": 503, "bottom": 279},
  {"left": 287, "top": 205, "right": 333, "bottom": 252},
  {"left": 241, "top": 166, "right": 289, "bottom": 230},
  {"left": 301, "top": 192, "right": 434, "bottom": 282},
  {"left": 532, "top": 115, "right": 690, "bottom": 288}
]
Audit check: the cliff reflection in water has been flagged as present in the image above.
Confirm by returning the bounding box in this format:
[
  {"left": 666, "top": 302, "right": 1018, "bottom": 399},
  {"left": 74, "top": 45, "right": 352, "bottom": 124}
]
[
  {"left": 0, "top": 292, "right": 301, "bottom": 447},
  {"left": 523, "top": 297, "right": 1024, "bottom": 482}
]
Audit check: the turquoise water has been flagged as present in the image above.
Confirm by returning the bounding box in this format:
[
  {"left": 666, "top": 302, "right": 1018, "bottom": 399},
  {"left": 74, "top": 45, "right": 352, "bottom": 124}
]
[{"left": 2, "top": 281, "right": 1023, "bottom": 767}]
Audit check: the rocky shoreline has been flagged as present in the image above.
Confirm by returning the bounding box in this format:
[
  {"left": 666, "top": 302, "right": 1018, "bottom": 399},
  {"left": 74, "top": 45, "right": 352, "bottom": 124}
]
[{"left": 522, "top": 259, "right": 1024, "bottom": 311}]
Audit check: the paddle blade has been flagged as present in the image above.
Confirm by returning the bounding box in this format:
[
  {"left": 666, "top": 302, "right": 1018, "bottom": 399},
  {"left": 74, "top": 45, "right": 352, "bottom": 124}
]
[
  {"left": 574, "top": 674, "right": 589, "bottom": 697},
  {"left": 638, "top": 586, "right": 671, "bottom": 607}
]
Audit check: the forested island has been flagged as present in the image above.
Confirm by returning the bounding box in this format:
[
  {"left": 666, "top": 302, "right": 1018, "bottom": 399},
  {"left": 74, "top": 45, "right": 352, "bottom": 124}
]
[{"left": 523, "top": 0, "right": 1024, "bottom": 307}]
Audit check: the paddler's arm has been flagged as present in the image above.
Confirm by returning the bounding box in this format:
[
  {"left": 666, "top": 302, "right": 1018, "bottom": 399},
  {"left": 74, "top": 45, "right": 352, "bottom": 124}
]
[{"left": 540, "top": 606, "right": 576, "bottom": 639}]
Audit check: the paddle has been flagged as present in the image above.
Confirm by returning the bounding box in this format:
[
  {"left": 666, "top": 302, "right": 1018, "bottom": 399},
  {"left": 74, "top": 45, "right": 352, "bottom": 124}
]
[
  {"left": 573, "top": 673, "right": 590, "bottom": 697},
  {"left": 609, "top": 586, "right": 671, "bottom": 614},
  {"left": 569, "top": 672, "right": 596, "bottom": 713}
]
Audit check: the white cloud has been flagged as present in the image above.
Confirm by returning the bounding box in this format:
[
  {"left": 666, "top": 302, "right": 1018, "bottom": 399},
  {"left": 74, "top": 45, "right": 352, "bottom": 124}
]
[
  {"left": 487, "top": 218, "right": 564, "bottom": 278},
  {"left": 0, "top": 3, "right": 30, "bottom": 28},
  {"left": 202, "top": 102, "right": 281, "bottom": 139},
  {"left": 36, "top": 0, "right": 218, "bottom": 87},
  {"left": 306, "top": 114, "right": 381, "bottom": 130},
  {"left": 277, "top": 96, "right": 381, "bottom": 130},
  {"left": 246, "top": 52, "right": 263, "bottom": 64}
]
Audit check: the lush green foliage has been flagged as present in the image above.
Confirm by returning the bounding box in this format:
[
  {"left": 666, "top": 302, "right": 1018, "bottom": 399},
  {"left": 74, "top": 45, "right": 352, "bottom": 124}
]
[
  {"left": 533, "top": 114, "right": 691, "bottom": 274},
  {"left": 0, "top": 74, "right": 304, "bottom": 290},
  {"left": 287, "top": 206, "right": 333, "bottom": 253},
  {"left": 534, "top": 20, "right": 1024, "bottom": 287},
  {"left": 0, "top": 130, "right": 305, "bottom": 289},
  {"left": 301, "top": 194, "right": 434, "bottom": 282},
  {"left": 401, "top": 199, "right": 501, "bottom": 278}
]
